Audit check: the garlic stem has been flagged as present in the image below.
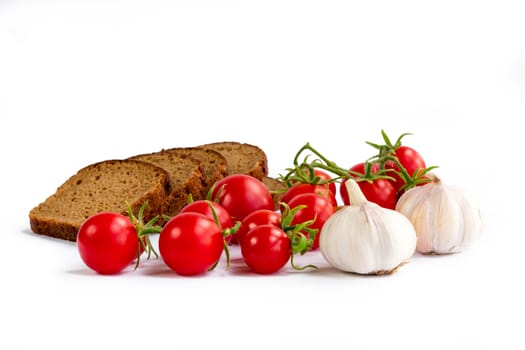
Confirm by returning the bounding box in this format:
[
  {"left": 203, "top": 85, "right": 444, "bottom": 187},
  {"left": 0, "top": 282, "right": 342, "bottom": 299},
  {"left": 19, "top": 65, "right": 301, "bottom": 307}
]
[
  {"left": 427, "top": 172, "right": 440, "bottom": 184},
  {"left": 345, "top": 179, "right": 367, "bottom": 206}
]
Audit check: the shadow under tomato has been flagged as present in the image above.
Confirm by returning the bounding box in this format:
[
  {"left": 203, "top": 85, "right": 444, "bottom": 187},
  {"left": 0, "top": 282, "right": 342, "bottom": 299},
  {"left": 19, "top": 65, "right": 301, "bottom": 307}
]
[{"left": 66, "top": 265, "right": 139, "bottom": 276}]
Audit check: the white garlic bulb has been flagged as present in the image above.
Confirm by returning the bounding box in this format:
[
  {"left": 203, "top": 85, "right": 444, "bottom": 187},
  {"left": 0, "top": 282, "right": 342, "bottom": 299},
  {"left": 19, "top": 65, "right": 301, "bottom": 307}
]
[
  {"left": 395, "top": 173, "right": 483, "bottom": 254},
  {"left": 319, "top": 179, "right": 417, "bottom": 275}
]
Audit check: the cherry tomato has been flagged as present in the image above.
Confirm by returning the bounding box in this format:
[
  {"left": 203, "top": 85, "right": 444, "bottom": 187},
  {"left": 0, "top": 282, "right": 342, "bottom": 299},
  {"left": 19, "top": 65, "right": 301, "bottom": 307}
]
[
  {"left": 348, "top": 162, "right": 379, "bottom": 176},
  {"left": 343, "top": 178, "right": 397, "bottom": 209},
  {"left": 77, "top": 212, "right": 140, "bottom": 275},
  {"left": 240, "top": 224, "right": 290, "bottom": 274},
  {"left": 236, "top": 209, "right": 281, "bottom": 245},
  {"left": 180, "top": 200, "right": 233, "bottom": 244},
  {"left": 281, "top": 183, "right": 337, "bottom": 207},
  {"left": 159, "top": 212, "right": 223, "bottom": 276},
  {"left": 340, "top": 162, "right": 396, "bottom": 209},
  {"left": 385, "top": 145, "right": 427, "bottom": 192},
  {"left": 312, "top": 169, "right": 337, "bottom": 196},
  {"left": 291, "top": 169, "right": 337, "bottom": 196},
  {"left": 286, "top": 192, "right": 335, "bottom": 250},
  {"left": 394, "top": 145, "right": 427, "bottom": 174},
  {"left": 211, "top": 174, "right": 274, "bottom": 222}
]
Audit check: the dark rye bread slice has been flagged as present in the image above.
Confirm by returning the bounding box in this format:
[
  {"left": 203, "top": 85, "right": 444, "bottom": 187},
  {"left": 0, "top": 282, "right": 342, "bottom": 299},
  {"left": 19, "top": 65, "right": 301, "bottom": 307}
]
[
  {"left": 29, "top": 159, "right": 170, "bottom": 242},
  {"left": 163, "top": 147, "right": 227, "bottom": 197},
  {"left": 129, "top": 150, "right": 205, "bottom": 216},
  {"left": 198, "top": 141, "right": 268, "bottom": 180},
  {"left": 261, "top": 176, "right": 286, "bottom": 210}
]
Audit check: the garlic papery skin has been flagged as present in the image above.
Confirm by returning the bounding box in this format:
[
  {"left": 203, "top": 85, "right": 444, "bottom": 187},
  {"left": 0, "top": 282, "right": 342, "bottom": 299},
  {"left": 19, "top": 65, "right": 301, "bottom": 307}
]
[
  {"left": 319, "top": 179, "right": 417, "bottom": 275},
  {"left": 395, "top": 173, "right": 483, "bottom": 254}
]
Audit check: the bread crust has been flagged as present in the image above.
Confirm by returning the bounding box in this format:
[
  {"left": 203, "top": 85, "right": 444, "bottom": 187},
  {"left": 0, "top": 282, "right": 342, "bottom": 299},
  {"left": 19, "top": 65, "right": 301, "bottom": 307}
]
[
  {"left": 198, "top": 141, "right": 268, "bottom": 180},
  {"left": 262, "top": 176, "right": 286, "bottom": 211},
  {"left": 162, "top": 147, "right": 228, "bottom": 198},
  {"left": 29, "top": 159, "right": 171, "bottom": 242},
  {"left": 129, "top": 150, "right": 206, "bottom": 216}
]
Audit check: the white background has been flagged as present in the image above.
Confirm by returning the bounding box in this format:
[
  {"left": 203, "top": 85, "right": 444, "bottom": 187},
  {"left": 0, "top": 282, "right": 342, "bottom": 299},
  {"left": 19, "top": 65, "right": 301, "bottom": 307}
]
[{"left": 1, "top": 0, "right": 524, "bottom": 349}]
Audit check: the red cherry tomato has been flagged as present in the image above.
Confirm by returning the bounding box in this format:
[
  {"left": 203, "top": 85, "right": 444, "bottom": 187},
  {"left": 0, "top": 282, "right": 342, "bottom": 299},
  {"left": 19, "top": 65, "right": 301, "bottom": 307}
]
[
  {"left": 385, "top": 145, "right": 427, "bottom": 192},
  {"left": 159, "top": 212, "right": 223, "bottom": 276},
  {"left": 180, "top": 200, "right": 233, "bottom": 244},
  {"left": 236, "top": 209, "right": 281, "bottom": 245},
  {"left": 240, "top": 224, "right": 291, "bottom": 274},
  {"left": 394, "top": 145, "right": 427, "bottom": 174},
  {"left": 342, "top": 178, "right": 397, "bottom": 209},
  {"left": 341, "top": 162, "right": 376, "bottom": 205},
  {"left": 286, "top": 192, "right": 335, "bottom": 250},
  {"left": 312, "top": 169, "right": 337, "bottom": 196},
  {"left": 77, "top": 212, "right": 140, "bottom": 275},
  {"left": 340, "top": 162, "right": 397, "bottom": 209},
  {"left": 348, "top": 162, "right": 379, "bottom": 176},
  {"left": 211, "top": 174, "right": 274, "bottom": 222},
  {"left": 289, "top": 169, "right": 336, "bottom": 196},
  {"left": 281, "top": 183, "right": 337, "bottom": 208}
]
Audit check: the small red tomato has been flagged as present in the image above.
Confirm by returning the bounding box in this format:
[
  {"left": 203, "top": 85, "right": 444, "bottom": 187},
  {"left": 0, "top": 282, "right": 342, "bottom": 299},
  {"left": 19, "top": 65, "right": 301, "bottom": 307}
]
[
  {"left": 341, "top": 162, "right": 378, "bottom": 206},
  {"left": 211, "top": 174, "right": 274, "bottom": 222},
  {"left": 286, "top": 192, "right": 335, "bottom": 250},
  {"left": 312, "top": 169, "right": 337, "bottom": 196},
  {"left": 240, "top": 224, "right": 290, "bottom": 274},
  {"left": 180, "top": 200, "right": 234, "bottom": 244},
  {"left": 341, "top": 162, "right": 397, "bottom": 209},
  {"left": 281, "top": 183, "right": 337, "bottom": 207},
  {"left": 348, "top": 178, "right": 397, "bottom": 210},
  {"left": 290, "top": 169, "right": 337, "bottom": 196},
  {"left": 159, "top": 212, "right": 223, "bottom": 276},
  {"left": 77, "top": 212, "right": 140, "bottom": 275},
  {"left": 385, "top": 145, "right": 427, "bottom": 193},
  {"left": 236, "top": 209, "right": 281, "bottom": 245},
  {"left": 348, "top": 162, "right": 379, "bottom": 177},
  {"left": 394, "top": 145, "right": 427, "bottom": 174}
]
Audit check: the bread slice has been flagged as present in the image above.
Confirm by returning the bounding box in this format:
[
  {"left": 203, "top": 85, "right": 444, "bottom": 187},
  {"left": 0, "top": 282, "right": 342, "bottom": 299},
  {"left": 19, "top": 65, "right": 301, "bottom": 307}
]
[
  {"left": 162, "top": 147, "right": 227, "bottom": 197},
  {"left": 29, "top": 159, "right": 171, "bottom": 242},
  {"left": 198, "top": 141, "right": 268, "bottom": 180},
  {"left": 129, "top": 150, "right": 205, "bottom": 216},
  {"left": 262, "top": 176, "right": 286, "bottom": 210}
]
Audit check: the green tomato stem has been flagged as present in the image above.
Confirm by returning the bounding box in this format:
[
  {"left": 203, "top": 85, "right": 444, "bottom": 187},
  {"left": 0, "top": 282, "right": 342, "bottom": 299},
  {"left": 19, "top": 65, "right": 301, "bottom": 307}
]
[
  {"left": 290, "top": 253, "right": 318, "bottom": 271},
  {"left": 125, "top": 201, "right": 163, "bottom": 270}
]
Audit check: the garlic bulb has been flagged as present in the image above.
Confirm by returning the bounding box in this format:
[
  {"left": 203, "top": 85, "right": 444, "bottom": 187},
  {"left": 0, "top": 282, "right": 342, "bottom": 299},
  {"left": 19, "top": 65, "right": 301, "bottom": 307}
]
[
  {"left": 395, "top": 173, "right": 483, "bottom": 254},
  {"left": 319, "top": 179, "right": 417, "bottom": 274}
]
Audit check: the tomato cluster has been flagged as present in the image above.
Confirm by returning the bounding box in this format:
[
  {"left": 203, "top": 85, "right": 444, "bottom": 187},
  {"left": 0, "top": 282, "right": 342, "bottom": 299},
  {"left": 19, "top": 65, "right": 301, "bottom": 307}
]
[
  {"left": 284, "top": 131, "right": 434, "bottom": 211},
  {"left": 77, "top": 130, "right": 434, "bottom": 276},
  {"left": 77, "top": 174, "right": 319, "bottom": 276}
]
